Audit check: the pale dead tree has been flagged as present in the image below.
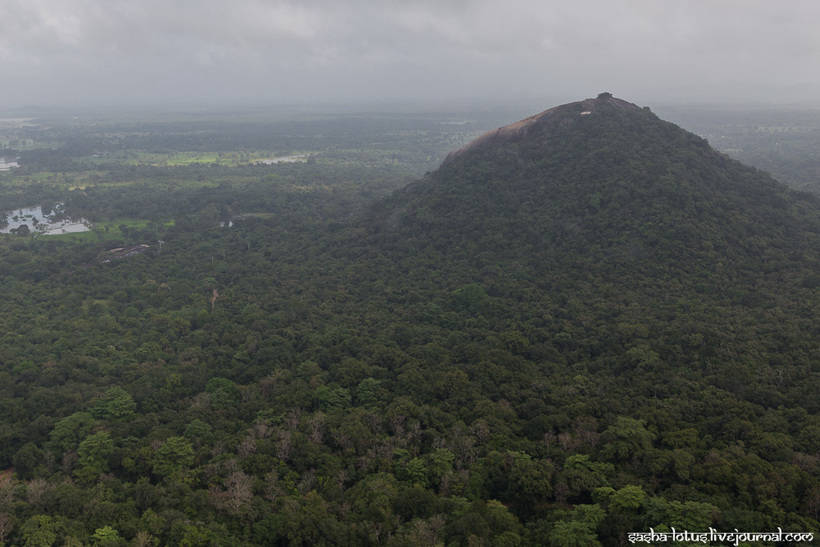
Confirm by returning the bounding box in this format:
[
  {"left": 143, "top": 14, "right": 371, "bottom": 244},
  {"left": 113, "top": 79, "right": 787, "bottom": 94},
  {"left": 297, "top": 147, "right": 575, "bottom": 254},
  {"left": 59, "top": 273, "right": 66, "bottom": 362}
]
[
  {"left": 446, "top": 431, "right": 477, "bottom": 468},
  {"left": 791, "top": 452, "right": 818, "bottom": 473},
  {"left": 307, "top": 413, "right": 326, "bottom": 444},
  {"left": 558, "top": 432, "right": 582, "bottom": 451},
  {"left": 208, "top": 486, "right": 226, "bottom": 511},
  {"left": 189, "top": 392, "right": 209, "bottom": 411},
  {"left": 42, "top": 451, "right": 56, "bottom": 475},
  {"left": 389, "top": 413, "right": 406, "bottom": 437},
  {"left": 252, "top": 421, "right": 270, "bottom": 439},
  {"left": 26, "top": 478, "right": 53, "bottom": 507},
  {"left": 573, "top": 416, "right": 601, "bottom": 449},
  {"left": 225, "top": 470, "right": 254, "bottom": 515},
  {"left": 470, "top": 419, "right": 490, "bottom": 443},
  {"left": 297, "top": 469, "right": 316, "bottom": 494},
  {"left": 361, "top": 410, "right": 382, "bottom": 433},
  {"left": 333, "top": 428, "right": 353, "bottom": 452},
  {"left": 284, "top": 409, "right": 301, "bottom": 429},
  {"left": 334, "top": 469, "right": 348, "bottom": 492},
  {"left": 210, "top": 471, "right": 254, "bottom": 516},
  {"left": 374, "top": 442, "right": 395, "bottom": 470},
  {"left": 439, "top": 472, "right": 453, "bottom": 496},
  {"left": 0, "top": 512, "right": 12, "bottom": 545},
  {"left": 338, "top": 501, "right": 352, "bottom": 520},
  {"left": 405, "top": 516, "right": 445, "bottom": 546},
  {"left": 62, "top": 451, "right": 78, "bottom": 475},
  {"left": 237, "top": 436, "right": 257, "bottom": 458},
  {"left": 543, "top": 431, "right": 557, "bottom": 452},
  {"left": 263, "top": 470, "right": 281, "bottom": 502},
  {"left": 210, "top": 289, "right": 219, "bottom": 312},
  {"left": 358, "top": 443, "right": 393, "bottom": 472},
  {"left": 257, "top": 373, "right": 278, "bottom": 398},
  {"left": 221, "top": 458, "right": 240, "bottom": 475},
  {"left": 407, "top": 420, "right": 422, "bottom": 452},
  {"left": 553, "top": 480, "right": 570, "bottom": 504},
  {"left": 807, "top": 485, "right": 820, "bottom": 521},
  {"left": 0, "top": 479, "right": 14, "bottom": 512},
  {"left": 210, "top": 440, "right": 227, "bottom": 458},
  {"left": 132, "top": 530, "right": 158, "bottom": 546},
  {"left": 274, "top": 428, "right": 292, "bottom": 461}
]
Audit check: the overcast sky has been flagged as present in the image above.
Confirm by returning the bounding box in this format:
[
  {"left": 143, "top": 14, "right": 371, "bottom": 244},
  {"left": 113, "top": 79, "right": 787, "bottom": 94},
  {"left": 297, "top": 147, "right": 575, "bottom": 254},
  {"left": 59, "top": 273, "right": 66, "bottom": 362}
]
[{"left": 2, "top": 0, "right": 820, "bottom": 109}]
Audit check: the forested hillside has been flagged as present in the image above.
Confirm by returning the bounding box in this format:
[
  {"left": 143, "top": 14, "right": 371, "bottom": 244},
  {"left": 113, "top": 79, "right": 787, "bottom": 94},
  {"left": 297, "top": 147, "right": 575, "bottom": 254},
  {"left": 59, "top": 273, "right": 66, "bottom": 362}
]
[
  {"left": 658, "top": 105, "right": 820, "bottom": 195},
  {"left": 0, "top": 99, "right": 817, "bottom": 546}
]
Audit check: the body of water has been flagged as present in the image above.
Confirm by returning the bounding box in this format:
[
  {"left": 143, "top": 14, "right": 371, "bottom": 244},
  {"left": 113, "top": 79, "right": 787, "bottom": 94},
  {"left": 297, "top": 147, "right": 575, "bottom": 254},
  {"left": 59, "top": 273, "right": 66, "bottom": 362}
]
[
  {"left": 0, "top": 157, "right": 19, "bottom": 171},
  {"left": 1, "top": 204, "right": 91, "bottom": 235},
  {"left": 256, "top": 154, "right": 309, "bottom": 165}
]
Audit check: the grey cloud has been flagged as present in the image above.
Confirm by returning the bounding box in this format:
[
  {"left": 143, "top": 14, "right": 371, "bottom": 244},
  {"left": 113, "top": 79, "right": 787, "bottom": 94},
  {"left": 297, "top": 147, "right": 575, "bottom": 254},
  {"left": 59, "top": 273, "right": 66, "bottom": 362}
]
[{"left": 1, "top": 0, "right": 819, "bottom": 107}]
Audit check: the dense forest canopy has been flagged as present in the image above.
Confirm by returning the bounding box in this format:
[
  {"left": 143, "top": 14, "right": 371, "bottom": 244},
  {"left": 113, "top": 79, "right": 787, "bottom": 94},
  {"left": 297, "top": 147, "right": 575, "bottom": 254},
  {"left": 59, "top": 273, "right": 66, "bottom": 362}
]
[{"left": 0, "top": 98, "right": 818, "bottom": 546}]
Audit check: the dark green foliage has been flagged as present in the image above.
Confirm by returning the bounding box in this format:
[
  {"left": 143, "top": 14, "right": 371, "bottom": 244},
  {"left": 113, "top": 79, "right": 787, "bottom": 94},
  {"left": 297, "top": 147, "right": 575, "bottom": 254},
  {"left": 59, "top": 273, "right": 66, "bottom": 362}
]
[
  {"left": 13, "top": 443, "right": 43, "bottom": 480},
  {"left": 0, "top": 99, "right": 818, "bottom": 545},
  {"left": 49, "top": 412, "right": 95, "bottom": 452},
  {"left": 92, "top": 387, "right": 136, "bottom": 421},
  {"left": 20, "top": 515, "right": 59, "bottom": 547},
  {"left": 76, "top": 431, "right": 115, "bottom": 482},
  {"left": 151, "top": 437, "right": 195, "bottom": 481}
]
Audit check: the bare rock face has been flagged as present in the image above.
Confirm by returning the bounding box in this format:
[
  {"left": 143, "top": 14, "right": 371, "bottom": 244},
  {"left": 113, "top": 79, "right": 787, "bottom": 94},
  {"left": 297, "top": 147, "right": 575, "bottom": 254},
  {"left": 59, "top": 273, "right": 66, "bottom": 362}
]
[{"left": 444, "top": 92, "right": 643, "bottom": 162}]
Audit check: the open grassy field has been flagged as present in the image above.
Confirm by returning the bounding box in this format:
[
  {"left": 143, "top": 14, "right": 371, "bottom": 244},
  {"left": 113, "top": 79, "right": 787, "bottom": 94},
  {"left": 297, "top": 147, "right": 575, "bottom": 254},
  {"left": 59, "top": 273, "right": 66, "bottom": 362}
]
[
  {"left": 86, "top": 150, "right": 311, "bottom": 167},
  {"left": 37, "top": 218, "right": 174, "bottom": 242}
]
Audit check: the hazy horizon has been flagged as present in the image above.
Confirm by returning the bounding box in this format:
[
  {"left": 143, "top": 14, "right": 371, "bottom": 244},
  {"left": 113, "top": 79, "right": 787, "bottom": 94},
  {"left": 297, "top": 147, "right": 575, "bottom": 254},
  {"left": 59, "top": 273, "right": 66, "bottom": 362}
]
[{"left": 2, "top": 0, "right": 820, "bottom": 110}]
